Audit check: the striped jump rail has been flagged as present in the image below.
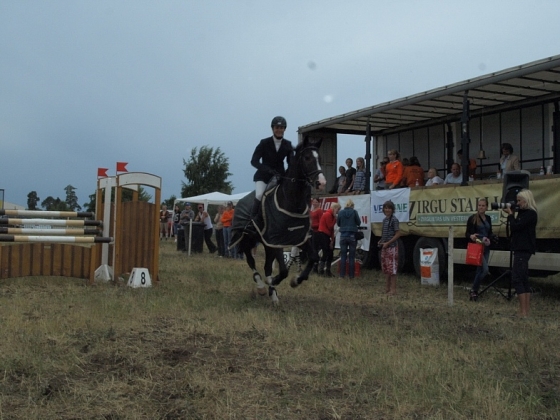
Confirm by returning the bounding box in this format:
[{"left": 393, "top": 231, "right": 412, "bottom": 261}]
[
  {"left": 0, "top": 208, "right": 112, "bottom": 282},
  {"left": 0, "top": 210, "right": 95, "bottom": 218},
  {"left": 0, "top": 209, "right": 112, "bottom": 244}
]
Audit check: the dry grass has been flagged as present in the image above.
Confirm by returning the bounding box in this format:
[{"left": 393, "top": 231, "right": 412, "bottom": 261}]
[{"left": 1, "top": 241, "right": 560, "bottom": 419}]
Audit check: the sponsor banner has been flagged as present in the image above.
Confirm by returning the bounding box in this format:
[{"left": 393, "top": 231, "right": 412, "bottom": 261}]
[
  {"left": 371, "top": 188, "right": 411, "bottom": 223},
  {"left": 316, "top": 195, "right": 371, "bottom": 250},
  {"left": 368, "top": 177, "right": 560, "bottom": 239}
]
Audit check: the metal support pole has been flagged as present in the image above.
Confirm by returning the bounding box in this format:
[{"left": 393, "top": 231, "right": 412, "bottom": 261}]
[
  {"left": 460, "top": 91, "right": 471, "bottom": 186},
  {"left": 553, "top": 101, "right": 560, "bottom": 175},
  {"left": 365, "top": 123, "right": 372, "bottom": 193},
  {"left": 446, "top": 123, "right": 454, "bottom": 174}
]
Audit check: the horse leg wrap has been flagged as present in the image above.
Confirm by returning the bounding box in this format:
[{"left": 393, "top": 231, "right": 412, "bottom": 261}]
[{"left": 286, "top": 257, "right": 294, "bottom": 270}]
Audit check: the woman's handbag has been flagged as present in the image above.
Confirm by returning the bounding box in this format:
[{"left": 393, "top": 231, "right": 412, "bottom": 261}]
[
  {"left": 465, "top": 242, "right": 484, "bottom": 266},
  {"left": 355, "top": 230, "right": 364, "bottom": 241}
]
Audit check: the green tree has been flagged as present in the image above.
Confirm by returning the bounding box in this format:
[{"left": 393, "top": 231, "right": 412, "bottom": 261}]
[
  {"left": 41, "top": 196, "right": 69, "bottom": 211},
  {"left": 181, "top": 146, "right": 232, "bottom": 197},
  {"left": 64, "top": 185, "right": 82, "bottom": 212},
  {"left": 83, "top": 192, "right": 96, "bottom": 213},
  {"left": 27, "top": 191, "right": 40, "bottom": 210}
]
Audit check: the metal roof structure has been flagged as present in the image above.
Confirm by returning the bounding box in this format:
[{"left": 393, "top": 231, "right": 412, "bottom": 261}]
[{"left": 299, "top": 54, "right": 560, "bottom": 136}]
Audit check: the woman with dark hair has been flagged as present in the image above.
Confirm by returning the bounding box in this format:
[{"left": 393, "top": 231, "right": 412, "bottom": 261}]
[
  {"left": 503, "top": 189, "right": 537, "bottom": 317},
  {"left": 214, "top": 205, "right": 225, "bottom": 256},
  {"left": 329, "top": 166, "right": 347, "bottom": 194},
  {"left": 401, "top": 156, "right": 425, "bottom": 187},
  {"left": 500, "top": 143, "right": 520, "bottom": 174},
  {"left": 378, "top": 200, "right": 401, "bottom": 294},
  {"left": 465, "top": 198, "right": 493, "bottom": 301}
]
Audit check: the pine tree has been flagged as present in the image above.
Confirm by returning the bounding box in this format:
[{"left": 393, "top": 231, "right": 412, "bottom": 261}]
[
  {"left": 27, "top": 191, "right": 40, "bottom": 210},
  {"left": 64, "top": 185, "right": 82, "bottom": 211}
]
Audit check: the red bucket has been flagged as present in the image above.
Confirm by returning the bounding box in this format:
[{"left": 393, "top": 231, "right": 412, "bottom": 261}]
[{"left": 337, "top": 260, "right": 361, "bottom": 277}]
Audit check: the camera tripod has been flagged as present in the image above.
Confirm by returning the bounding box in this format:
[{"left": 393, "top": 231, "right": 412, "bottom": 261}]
[{"left": 477, "top": 248, "right": 514, "bottom": 300}]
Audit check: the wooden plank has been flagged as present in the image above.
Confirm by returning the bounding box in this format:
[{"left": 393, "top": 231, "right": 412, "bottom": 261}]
[
  {"left": 31, "top": 244, "right": 42, "bottom": 276},
  {"left": 19, "top": 244, "right": 32, "bottom": 277},
  {"left": 43, "top": 244, "right": 53, "bottom": 275},
  {"left": 0, "top": 245, "right": 6, "bottom": 279},
  {"left": 61, "top": 245, "right": 72, "bottom": 277},
  {"left": 52, "top": 244, "right": 63, "bottom": 276}
]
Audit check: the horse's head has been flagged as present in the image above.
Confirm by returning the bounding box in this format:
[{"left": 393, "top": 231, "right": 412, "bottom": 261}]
[{"left": 290, "top": 136, "right": 326, "bottom": 190}]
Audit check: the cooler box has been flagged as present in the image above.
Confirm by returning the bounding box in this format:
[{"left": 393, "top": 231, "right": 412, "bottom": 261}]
[{"left": 420, "top": 248, "right": 440, "bottom": 285}]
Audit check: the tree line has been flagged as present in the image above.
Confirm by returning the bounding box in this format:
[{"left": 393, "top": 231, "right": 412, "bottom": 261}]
[{"left": 25, "top": 146, "right": 232, "bottom": 211}]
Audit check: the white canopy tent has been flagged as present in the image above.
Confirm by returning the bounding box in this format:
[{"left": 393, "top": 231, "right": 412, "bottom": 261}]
[{"left": 174, "top": 191, "right": 251, "bottom": 208}]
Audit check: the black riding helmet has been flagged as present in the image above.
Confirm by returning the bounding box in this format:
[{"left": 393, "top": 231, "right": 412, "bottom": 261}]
[{"left": 271, "top": 116, "right": 287, "bottom": 128}]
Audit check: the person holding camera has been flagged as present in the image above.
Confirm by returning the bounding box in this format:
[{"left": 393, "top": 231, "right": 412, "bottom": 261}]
[
  {"left": 465, "top": 198, "right": 494, "bottom": 301},
  {"left": 503, "top": 189, "right": 538, "bottom": 317}
]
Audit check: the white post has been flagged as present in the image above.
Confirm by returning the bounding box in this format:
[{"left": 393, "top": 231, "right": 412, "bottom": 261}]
[
  {"left": 95, "top": 177, "right": 116, "bottom": 282},
  {"left": 448, "top": 225, "right": 454, "bottom": 306},
  {"left": 101, "top": 177, "right": 114, "bottom": 266}
]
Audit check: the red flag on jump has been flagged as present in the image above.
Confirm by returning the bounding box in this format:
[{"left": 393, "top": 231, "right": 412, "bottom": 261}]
[
  {"left": 97, "top": 168, "right": 109, "bottom": 178},
  {"left": 116, "top": 162, "right": 128, "bottom": 173}
]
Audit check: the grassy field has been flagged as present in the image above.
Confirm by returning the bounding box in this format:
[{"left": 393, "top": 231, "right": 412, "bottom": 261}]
[{"left": 1, "top": 241, "right": 560, "bottom": 419}]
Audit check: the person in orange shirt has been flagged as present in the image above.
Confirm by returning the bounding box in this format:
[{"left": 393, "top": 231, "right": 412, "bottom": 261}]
[
  {"left": 221, "top": 201, "right": 235, "bottom": 258},
  {"left": 385, "top": 149, "right": 404, "bottom": 189},
  {"left": 309, "top": 197, "right": 324, "bottom": 273},
  {"left": 315, "top": 202, "right": 341, "bottom": 277},
  {"left": 401, "top": 156, "right": 425, "bottom": 187}
]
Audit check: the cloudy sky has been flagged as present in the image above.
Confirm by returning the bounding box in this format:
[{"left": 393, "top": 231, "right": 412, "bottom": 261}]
[{"left": 1, "top": 0, "right": 559, "bottom": 207}]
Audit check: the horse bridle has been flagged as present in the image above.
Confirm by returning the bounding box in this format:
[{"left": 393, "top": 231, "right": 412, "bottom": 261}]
[{"left": 281, "top": 146, "right": 323, "bottom": 187}]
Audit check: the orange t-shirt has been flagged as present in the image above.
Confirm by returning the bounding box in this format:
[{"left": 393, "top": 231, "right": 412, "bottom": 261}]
[
  {"left": 385, "top": 160, "right": 404, "bottom": 186},
  {"left": 402, "top": 166, "right": 425, "bottom": 187},
  {"left": 221, "top": 209, "right": 234, "bottom": 227}
]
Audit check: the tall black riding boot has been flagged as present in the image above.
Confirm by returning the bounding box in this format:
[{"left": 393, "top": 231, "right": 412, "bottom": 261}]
[{"left": 244, "top": 199, "right": 262, "bottom": 234}]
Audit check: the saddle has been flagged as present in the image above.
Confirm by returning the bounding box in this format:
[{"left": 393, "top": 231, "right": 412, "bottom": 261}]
[{"left": 230, "top": 187, "right": 311, "bottom": 249}]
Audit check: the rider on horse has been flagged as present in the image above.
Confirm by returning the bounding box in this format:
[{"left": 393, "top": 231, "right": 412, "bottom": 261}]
[{"left": 245, "top": 116, "right": 294, "bottom": 234}]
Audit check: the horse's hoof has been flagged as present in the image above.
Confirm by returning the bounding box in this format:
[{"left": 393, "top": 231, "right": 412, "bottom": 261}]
[
  {"left": 256, "top": 287, "right": 267, "bottom": 296},
  {"left": 290, "top": 277, "right": 299, "bottom": 288},
  {"left": 270, "top": 288, "right": 279, "bottom": 305}
]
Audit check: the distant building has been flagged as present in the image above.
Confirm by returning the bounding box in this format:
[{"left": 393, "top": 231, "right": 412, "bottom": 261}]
[{"left": 1, "top": 200, "right": 25, "bottom": 210}]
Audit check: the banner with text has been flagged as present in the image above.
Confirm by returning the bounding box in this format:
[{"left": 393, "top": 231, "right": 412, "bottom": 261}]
[
  {"left": 370, "top": 188, "right": 411, "bottom": 223},
  {"left": 316, "top": 195, "right": 371, "bottom": 250}
]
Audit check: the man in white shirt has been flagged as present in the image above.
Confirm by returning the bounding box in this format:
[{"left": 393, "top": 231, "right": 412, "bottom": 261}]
[{"left": 444, "top": 163, "right": 463, "bottom": 184}]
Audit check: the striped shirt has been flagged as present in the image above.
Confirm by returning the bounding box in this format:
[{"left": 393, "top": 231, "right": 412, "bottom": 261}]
[
  {"left": 381, "top": 215, "right": 399, "bottom": 248},
  {"left": 353, "top": 169, "right": 366, "bottom": 191}
]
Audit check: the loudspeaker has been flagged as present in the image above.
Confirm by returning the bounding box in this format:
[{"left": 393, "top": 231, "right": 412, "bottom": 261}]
[{"left": 501, "top": 170, "right": 530, "bottom": 202}]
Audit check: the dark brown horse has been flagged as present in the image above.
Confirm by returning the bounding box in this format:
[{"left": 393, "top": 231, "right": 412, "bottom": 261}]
[{"left": 230, "top": 137, "right": 326, "bottom": 304}]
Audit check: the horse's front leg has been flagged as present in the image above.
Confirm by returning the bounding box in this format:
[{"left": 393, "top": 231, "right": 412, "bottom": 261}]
[
  {"left": 269, "top": 249, "right": 289, "bottom": 287},
  {"left": 263, "top": 248, "right": 285, "bottom": 305},
  {"left": 244, "top": 240, "right": 267, "bottom": 296},
  {"left": 291, "top": 240, "right": 316, "bottom": 288}
]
